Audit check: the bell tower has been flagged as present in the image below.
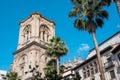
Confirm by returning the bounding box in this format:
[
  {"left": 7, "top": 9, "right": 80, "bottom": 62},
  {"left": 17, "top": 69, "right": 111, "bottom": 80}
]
[
  {"left": 17, "top": 12, "right": 55, "bottom": 49},
  {"left": 11, "top": 13, "right": 55, "bottom": 80}
]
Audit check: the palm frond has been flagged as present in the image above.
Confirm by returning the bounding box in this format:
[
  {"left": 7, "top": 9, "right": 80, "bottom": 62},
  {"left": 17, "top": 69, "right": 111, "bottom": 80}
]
[
  {"left": 98, "top": 10, "right": 109, "bottom": 19},
  {"left": 96, "top": 18, "right": 104, "bottom": 27},
  {"left": 74, "top": 18, "right": 86, "bottom": 31}
]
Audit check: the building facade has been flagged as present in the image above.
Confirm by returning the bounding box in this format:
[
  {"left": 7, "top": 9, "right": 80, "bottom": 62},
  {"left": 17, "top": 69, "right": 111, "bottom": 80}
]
[
  {"left": 0, "top": 70, "right": 7, "bottom": 80},
  {"left": 11, "top": 13, "right": 55, "bottom": 80},
  {"left": 63, "top": 31, "right": 120, "bottom": 80}
]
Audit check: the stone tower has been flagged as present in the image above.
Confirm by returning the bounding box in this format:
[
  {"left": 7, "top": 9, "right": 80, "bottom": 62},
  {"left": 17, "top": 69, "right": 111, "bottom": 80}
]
[{"left": 11, "top": 13, "right": 55, "bottom": 80}]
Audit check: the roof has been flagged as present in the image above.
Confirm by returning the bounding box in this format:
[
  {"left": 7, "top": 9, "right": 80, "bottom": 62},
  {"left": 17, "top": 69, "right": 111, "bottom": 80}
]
[
  {"left": 89, "top": 31, "right": 120, "bottom": 54},
  {"left": 73, "top": 45, "right": 113, "bottom": 70},
  {"left": 20, "top": 12, "right": 55, "bottom": 25},
  {"left": 112, "top": 44, "right": 120, "bottom": 54}
]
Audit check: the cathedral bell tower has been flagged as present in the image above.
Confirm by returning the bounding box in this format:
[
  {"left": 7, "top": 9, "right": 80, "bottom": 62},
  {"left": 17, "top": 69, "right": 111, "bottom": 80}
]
[
  {"left": 11, "top": 13, "right": 55, "bottom": 80},
  {"left": 17, "top": 12, "right": 55, "bottom": 49}
]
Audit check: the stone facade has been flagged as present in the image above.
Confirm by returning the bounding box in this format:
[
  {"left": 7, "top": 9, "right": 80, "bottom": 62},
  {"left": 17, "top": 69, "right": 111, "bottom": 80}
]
[
  {"left": 63, "top": 31, "right": 120, "bottom": 80},
  {"left": 0, "top": 70, "right": 7, "bottom": 80},
  {"left": 62, "top": 56, "right": 83, "bottom": 72},
  {"left": 11, "top": 13, "right": 55, "bottom": 80}
]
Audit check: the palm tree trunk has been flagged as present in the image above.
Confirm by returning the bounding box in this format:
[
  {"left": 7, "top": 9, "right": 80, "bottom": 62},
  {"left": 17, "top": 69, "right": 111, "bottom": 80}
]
[
  {"left": 56, "top": 57, "right": 60, "bottom": 75},
  {"left": 92, "top": 32, "right": 106, "bottom": 80},
  {"left": 116, "top": 0, "right": 120, "bottom": 15}
]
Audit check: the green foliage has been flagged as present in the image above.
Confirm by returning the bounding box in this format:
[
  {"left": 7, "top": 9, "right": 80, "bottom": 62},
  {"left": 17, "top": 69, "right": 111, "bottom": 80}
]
[
  {"left": 69, "top": 0, "right": 111, "bottom": 33},
  {"left": 46, "top": 36, "right": 68, "bottom": 75},
  {"left": 44, "top": 59, "right": 62, "bottom": 80},
  {"left": 73, "top": 72, "right": 81, "bottom": 80},
  {"left": 44, "top": 59, "right": 57, "bottom": 80},
  {"left": 31, "top": 71, "right": 44, "bottom": 80},
  {"left": 46, "top": 37, "right": 68, "bottom": 58},
  {"left": 2, "top": 72, "right": 21, "bottom": 80}
]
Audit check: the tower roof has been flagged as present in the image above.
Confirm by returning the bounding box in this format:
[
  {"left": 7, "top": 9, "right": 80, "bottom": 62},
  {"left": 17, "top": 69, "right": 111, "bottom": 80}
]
[{"left": 19, "top": 12, "right": 55, "bottom": 25}]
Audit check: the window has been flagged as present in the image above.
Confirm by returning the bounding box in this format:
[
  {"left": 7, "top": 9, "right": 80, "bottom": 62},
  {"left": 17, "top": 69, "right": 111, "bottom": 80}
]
[
  {"left": 90, "top": 63, "right": 92, "bottom": 67},
  {"left": 83, "top": 68, "right": 86, "bottom": 70},
  {"left": 107, "top": 57, "right": 112, "bottom": 62},
  {"left": 23, "top": 25, "right": 31, "bottom": 43},
  {"left": 110, "top": 70, "right": 116, "bottom": 79},
  {"left": 118, "top": 53, "right": 120, "bottom": 61},
  {"left": 87, "top": 70, "right": 90, "bottom": 77},
  {"left": 29, "top": 65, "right": 31, "bottom": 69},
  {"left": 39, "top": 25, "right": 50, "bottom": 42},
  {"left": 94, "top": 62, "right": 98, "bottom": 73},
  {"left": 87, "top": 65, "right": 89, "bottom": 68},
  {"left": 91, "top": 68, "right": 94, "bottom": 74},
  {"left": 100, "top": 75, "right": 102, "bottom": 80},
  {"left": 83, "top": 61, "right": 98, "bottom": 78},
  {"left": 83, "top": 72, "right": 86, "bottom": 78}
]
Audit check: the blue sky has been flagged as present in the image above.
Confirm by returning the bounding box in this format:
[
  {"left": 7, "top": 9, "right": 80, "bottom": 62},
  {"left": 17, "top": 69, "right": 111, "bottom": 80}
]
[{"left": 0, "top": 0, "right": 120, "bottom": 71}]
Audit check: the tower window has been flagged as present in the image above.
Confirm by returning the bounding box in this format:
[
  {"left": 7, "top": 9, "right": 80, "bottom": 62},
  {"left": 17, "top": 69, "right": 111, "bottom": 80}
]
[
  {"left": 118, "top": 53, "right": 120, "bottom": 61},
  {"left": 39, "top": 25, "right": 50, "bottom": 42},
  {"left": 110, "top": 70, "right": 115, "bottom": 79},
  {"left": 29, "top": 65, "right": 31, "bottom": 69},
  {"left": 23, "top": 25, "right": 31, "bottom": 43}
]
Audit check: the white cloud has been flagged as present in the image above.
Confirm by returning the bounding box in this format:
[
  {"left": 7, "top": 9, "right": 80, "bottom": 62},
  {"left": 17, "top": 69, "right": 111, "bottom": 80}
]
[
  {"left": 77, "top": 43, "right": 90, "bottom": 53},
  {"left": 117, "top": 24, "right": 120, "bottom": 28}
]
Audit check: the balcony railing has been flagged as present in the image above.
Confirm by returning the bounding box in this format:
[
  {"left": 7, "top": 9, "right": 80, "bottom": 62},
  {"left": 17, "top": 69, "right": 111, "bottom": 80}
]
[{"left": 104, "top": 61, "right": 114, "bottom": 69}]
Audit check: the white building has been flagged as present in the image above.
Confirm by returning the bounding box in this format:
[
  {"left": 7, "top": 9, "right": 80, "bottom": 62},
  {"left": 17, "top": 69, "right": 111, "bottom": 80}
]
[
  {"left": 0, "top": 70, "right": 7, "bottom": 80},
  {"left": 63, "top": 31, "right": 120, "bottom": 80}
]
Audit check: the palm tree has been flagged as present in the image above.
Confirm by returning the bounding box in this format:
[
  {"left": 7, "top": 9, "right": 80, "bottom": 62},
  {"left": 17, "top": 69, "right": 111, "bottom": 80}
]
[
  {"left": 44, "top": 59, "right": 65, "bottom": 80},
  {"left": 44, "top": 59, "right": 57, "bottom": 80},
  {"left": 46, "top": 37, "right": 68, "bottom": 75},
  {"left": 3, "top": 72, "right": 21, "bottom": 80},
  {"left": 69, "top": 0, "right": 110, "bottom": 80}
]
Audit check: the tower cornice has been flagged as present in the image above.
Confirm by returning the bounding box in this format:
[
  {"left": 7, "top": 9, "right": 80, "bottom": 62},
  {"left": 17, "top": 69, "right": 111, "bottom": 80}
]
[
  {"left": 19, "top": 12, "right": 55, "bottom": 27},
  {"left": 13, "top": 41, "right": 48, "bottom": 55}
]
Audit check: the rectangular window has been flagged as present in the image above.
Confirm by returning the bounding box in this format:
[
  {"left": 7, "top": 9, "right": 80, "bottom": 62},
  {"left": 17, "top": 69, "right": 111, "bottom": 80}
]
[
  {"left": 91, "top": 68, "right": 94, "bottom": 74},
  {"left": 118, "top": 53, "right": 120, "bottom": 61},
  {"left": 110, "top": 70, "right": 116, "bottom": 79},
  {"left": 87, "top": 70, "right": 90, "bottom": 77},
  {"left": 83, "top": 72, "right": 86, "bottom": 78},
  {"left": 95, "top": 66, "right": 98, "bottom": 73},
  {"left": 100, "top": 75, "right": 102, "bottom": 80},
  {"left": 107, "top": 57, "right": 112, "bottom": 62},
  {"left": 29, "top": 65, "right": 31, "bottom": 69}
]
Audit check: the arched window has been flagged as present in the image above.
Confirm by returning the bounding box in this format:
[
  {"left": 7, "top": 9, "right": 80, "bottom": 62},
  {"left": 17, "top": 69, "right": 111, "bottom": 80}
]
[
  {"left": 19, "top": 54, "right": 27, "bottom": 75},
  {"left": 23, "top": 25, "right": 31, "bottom": 43},
  {"left": 40, "top": 54, "right": 47, "bottom": 63},
  {"left": 94, "top": 61, "right": 98, "bottom": 73},
  {"left": 19, "top": 54, "right": 27, "bottom": 66},
  {"left": 39, "top": 25, "right": 50, "bottom": 42}
]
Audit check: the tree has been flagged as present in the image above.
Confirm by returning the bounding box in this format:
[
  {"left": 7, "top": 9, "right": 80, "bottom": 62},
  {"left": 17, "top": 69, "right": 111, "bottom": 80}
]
[
  {"left": 44, "top": 59, "right": 65, "bottom": 80},
  {"left": 46, "top": 37, "right": 68, "bottom": 75},
  {"left": 32, "top": 71, "right": 44, "bottom": 80},
  {"left": 3, "top": 72, "right": 21, "bottom": 80},
  {"left": 73, "top": 72, "right": 81, "bottom": 80},
  {"left": 113, "top": 0, "right": 120, "bottom": 15},
  {"left": 69, "top": 0, "right": 110, "bottom": 80},
  {"left": 44, "top": 59, "right": 57, "bottom": 80},
  {"left": 27, "top": 67, "right": 44, "bottom": 80}
]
